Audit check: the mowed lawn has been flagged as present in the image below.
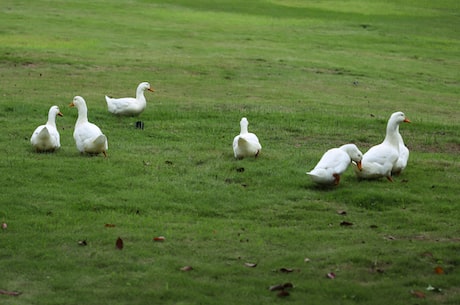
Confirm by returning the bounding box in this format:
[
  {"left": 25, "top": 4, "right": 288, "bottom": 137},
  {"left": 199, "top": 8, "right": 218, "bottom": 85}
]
[{"left": 0, "top": 1, "right": 459, "bottom": 304}]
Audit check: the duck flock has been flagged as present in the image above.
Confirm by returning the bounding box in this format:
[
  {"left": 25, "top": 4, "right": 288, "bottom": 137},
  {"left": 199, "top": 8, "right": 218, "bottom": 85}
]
[{"left": 30, "top": 81, "right": 410, "bottom": 186}]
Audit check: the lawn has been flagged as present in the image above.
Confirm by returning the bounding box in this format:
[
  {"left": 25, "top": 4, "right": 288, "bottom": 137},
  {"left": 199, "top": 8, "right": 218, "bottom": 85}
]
[{"left": 0, "top": 0, "right": 459, "bottom": 304}]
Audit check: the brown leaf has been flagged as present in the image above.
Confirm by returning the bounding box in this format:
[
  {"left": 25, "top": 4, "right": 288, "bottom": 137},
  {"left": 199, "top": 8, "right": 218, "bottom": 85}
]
[
  {"left": 1, "top": 222, "right": 7, "bottom": 230},
  {"left": 326, "top": 272, "right": 336, "bottom": 279},
  {"left": 0, "top": 289, "right": 21, "bottom": 296},
  {"left": 279, "top": 268, "right": 294, "bottom": 273},
  {"left": 244, "top": 262, "right": 257, "bottom": 268},
  {"left": 116, "top": 237, "right": 123, "bottom": 250},
  {"left": 78, "top": 240, "right": 87, "bottom": 246},
  {"left": 180, "top": 266, "right": 193, "bottom": 272},
  {"left": 340, "top": 221, "right": 353, "bottom": 226},
  {"left": 434, "top": 266, "right": 444, "bottom": 274},
  {"left": 336, "top": 210, "right": 347, "bottom": 215},
  {"left": 269, "top": 284, "right": 284, "bottom": 291},
  {"left": 411, "top": 290, "right": 426, "bottom": 298},
  {"left": 105, "top": 223, "right": 116, "bottom": 228},
  {"left": 153, "top": 236, "right": 165, "bottom": 242},
  {"left": 277, "top": 290, "right": 290, "bottom": 297}
]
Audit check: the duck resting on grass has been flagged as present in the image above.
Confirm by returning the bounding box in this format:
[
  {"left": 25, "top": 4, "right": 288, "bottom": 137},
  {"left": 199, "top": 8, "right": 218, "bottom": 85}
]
[
  {"left": 307, "top": 144, "right": 363, "bottom": 185},
  {"left": 233, "top": 117, "right": 262, "bottom": 159},
  {"left": 105, "top": 82, "right": 155, "bottom": 116},
  {"left": 354, "top": 111, "right": 410, "bottom": 181},
  {"left": 30, "top": 105, "right": 63, "bottom": 152},
  {"left": 70, "top": 96, "right": 108, "bottom": 157}
]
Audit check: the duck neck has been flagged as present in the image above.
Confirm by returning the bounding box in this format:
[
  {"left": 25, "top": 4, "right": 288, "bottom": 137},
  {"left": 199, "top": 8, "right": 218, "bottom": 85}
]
[
  {"left": 76, "top": 105, "right": 89, "bottom": 124},
  {"left": 136, "top": 88, "right": 147, "bottom": 104},
  {"left": 240, "top": 123, "right": 248, "bottom": 134},
  {"left": 384, "top": 120, "right": 400, "bottom": 147},
  {"left": 47, "top": 111, "right": 57, "bottom": 128}
]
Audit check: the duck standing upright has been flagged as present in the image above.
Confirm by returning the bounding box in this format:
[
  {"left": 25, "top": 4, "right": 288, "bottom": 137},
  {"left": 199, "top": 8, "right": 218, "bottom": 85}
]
[
  {"left": 105, "top": 82, "right": 155, "bottom": 116},
  {"left": 354, "top": 111, "right": 410, "bottom": 181},
  {"left": 233, "top": 117, "right": 262, "bottom": 159},
  {"left": 307, "top": 144, "right": 363, "bottom": 185},
  {"left": 30, "top": 105, "right": 63, "bottom": 152},
  {"left": 70, "top": 96, "right": 108, "bottom": 157}
]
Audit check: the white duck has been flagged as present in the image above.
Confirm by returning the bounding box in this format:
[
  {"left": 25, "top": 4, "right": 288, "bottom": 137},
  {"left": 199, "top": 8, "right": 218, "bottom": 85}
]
[
  {"left": 233, "top": 117, "right": 262, "bottom": 159},
  {"left": 354, "top": 111, "right": 410, "bottom": 181},
  {"left": 307, "top": 144, "right": 363, "bottom": 185},
  {"left": 70, "top": 96, "right": 108, "bottom": 157},
  {"left": 30, "top": 105, "right": 63, "bottom": 152},
  {"left": 105, "top": 82, "right": 155, "bottom": 116}
]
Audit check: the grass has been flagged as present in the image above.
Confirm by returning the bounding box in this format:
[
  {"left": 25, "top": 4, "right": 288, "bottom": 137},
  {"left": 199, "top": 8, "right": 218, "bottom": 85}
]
[{"left": 1, "top": 0, "right": 459, "bottom": 304}]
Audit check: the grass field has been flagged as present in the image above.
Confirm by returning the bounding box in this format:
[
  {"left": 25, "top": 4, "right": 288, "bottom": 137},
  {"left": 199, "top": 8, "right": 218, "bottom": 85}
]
[{"left": 1, "top": 1, "right": 459, "bottom": 304}]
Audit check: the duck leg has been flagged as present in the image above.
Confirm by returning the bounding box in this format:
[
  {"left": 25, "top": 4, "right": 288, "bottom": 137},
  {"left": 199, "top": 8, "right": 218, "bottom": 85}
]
[{"left": 333, "top": 173, "right": 340, "bottom": 185}]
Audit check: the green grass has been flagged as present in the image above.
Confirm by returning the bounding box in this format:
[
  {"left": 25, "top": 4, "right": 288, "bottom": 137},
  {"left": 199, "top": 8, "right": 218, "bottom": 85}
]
[{"left": 1, "top": 0, "right": 459, "bottom": 304}]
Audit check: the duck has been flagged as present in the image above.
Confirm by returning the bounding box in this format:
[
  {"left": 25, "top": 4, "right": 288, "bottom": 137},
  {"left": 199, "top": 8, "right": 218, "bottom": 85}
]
[
  {"left": 30, "top": 105, "right": 63, "bottom": 152},
  {"left": 307, "top": 144, "right": 363, "bottom": 185},
  {"left": 354, "top": 111, "right": 410, "bottom": 181},
  {"left": 105, "top": 82, "right": 155, "bottom": 116},
  {"left": 70, "top": 96, "right": 108, "bottom": 157},
  {"left": 233, "top": 117, "right": 262, "bottom": 159}
]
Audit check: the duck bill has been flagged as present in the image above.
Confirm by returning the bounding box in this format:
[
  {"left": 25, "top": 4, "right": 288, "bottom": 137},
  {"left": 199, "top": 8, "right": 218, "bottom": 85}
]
[
  {"left": 69, "top": 102, "right": 75, "bottom": 107},
  {"left": 356, "top": 161, "right": 362, "bottom": 171},
  {"left": 58, "top": 112, "right": 64, "bottom": 117},
  {"left": 148, "top": 87, "right": 155, "bottom": 92},
  {"left": 404, "top": 118, "right": 411, "bottom": 123}
]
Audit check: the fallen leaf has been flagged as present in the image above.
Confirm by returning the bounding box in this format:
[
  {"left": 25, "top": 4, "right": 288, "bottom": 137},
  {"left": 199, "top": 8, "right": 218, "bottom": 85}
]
[
  {"left": 269, "top": 284, "right": 284, "bottom": 291},
  {"left": 282, "top": 283, "right": 294, "bottom": 289},
  {"left": 244, "top": 262, "right": 257, "bottom": 268},
  {"left": 411, "top": 290, "right": 426, "bottom": 298},
  {"left": 434, "top": 266, "right": 444, "bottom": 274},
  {"left": 279, "top": 268, "right": 295, "bottom": 273},
  {"left": 326, "top": 272, "right": 336, "bottom": 279},
  {"left": 180, "top": 266, "right": 193, "bottom": 271},
  {"left": 116, "top": 237, "right": 123, "bottom": 250},
  {"left": 369, "top": 224, "right": 378, "bottom": 229},
  {"left": 304, "top": 258, "right": 311, "bottom": 263},
  {"left": 277, "top": 290, "right": 290, "bottom": 297},
  {"left": 340, "top": 221, "right": 353, "bottom": 226},
  {"left": 105, "top": 223, "right": 116, "bottom": 228},
  {"left": 0, "top": 289, "right": 21, "bottom": 296},
  {"left": 78, "top": 240, "right": 87, "bottom": 246},
  {"left": 153, "top": 236, "right": 165, "bottom": 242},
  {"left": 1, "top": 223, "right": 7, "bottom": 230},
  {"left": 336, "top": 210, "right": 347, "bottom": 215},
  {"left": 427, "top": 284, "right": 442, "bottom": 293}
]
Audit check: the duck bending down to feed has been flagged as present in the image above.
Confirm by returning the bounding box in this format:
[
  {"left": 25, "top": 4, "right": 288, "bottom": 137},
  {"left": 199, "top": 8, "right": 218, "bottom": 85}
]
[
  {"left": 70, "top": 96, "right": 108, "bottom": 157},
  {"left": 233, "top": 117, "right": 262, "bottom": 159},
  {"left": 307, "top": 144, "right": 363, "bottom": 185},
  {"left": 30, "top": 105, "right": 63, "bottom": 152},
  {"left": 105, "top": 82, "right": 155, "bottom": 116},
  {"left": 354, "top": 111, "right": 410, "bottom": 181}
]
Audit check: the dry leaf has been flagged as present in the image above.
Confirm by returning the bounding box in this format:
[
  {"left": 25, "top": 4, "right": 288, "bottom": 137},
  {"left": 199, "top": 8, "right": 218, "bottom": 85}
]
[
  {"left": 116, "top": 237, "right": 123, "bottom": 250},
  {"left": 1, "top": 223, "right": 7, "bottom": 230},
  {"left": 279, "top": 268, "right": 294, "bottom": 273},
  {"left": 0, "top": 289, "right": 21, "bottom": 296},
  {"left": 304, "top": 258, "right": 311, "bottom": 263},
  {"left": 326, "top": 272, "right": 336, "bottom": 279},
  {"left": 244, "top": 262, "right": 257, "bottom": 268},
  {"left": 153, "top": 236, "right": 165, "bottom": 241},
  {"left": 78, "top": 240, "right": 87, "bottom": 246},
  {"left": 434, "top": 266, "right": 444, "bottom": 274},
  {"left": 105, "top": 223, "right": 116, "bottom": 228},
  {"left": 269, "top": 284, "right": 284, "bottom": 291},
  {"left": 411, "top": 290, "right": 426, "bottom": 298},
  {"left": 180, "top": 266, "right": 193, "bottom": 271},
  {"left": 277, "top": 290, "right": 290, "bottom": 297},
  {"left": 337, "top": 210, "right": 347, "bottom": 215},
  {"left": 340, "top": 221, "right": 353, "bottom": 226}
]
